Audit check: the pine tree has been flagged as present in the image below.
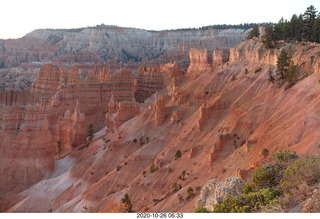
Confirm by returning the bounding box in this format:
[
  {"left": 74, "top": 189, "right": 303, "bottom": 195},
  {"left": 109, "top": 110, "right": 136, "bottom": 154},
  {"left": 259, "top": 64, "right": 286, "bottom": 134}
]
[
  {"left": 247, "top": 25, "right": 260, "bottom": 39},
  {"left": 296, "top": 14, "right": 304, "bottom": 41},
  {"left": 276, "top": 50, "right": 290, "bottom": 79},
  {"left": 289, "top": 14, "right": 298, "bottom": 41},
  {"left": 274, "top": 17, "right": 285, "bottom": 40},
  {"left": 57, "top": 141, "right": 62, "bottom": 157},
  {"left": 87, "top": 123, "right": 94, "bottom": 142},
  {"left": 121, "top": 193, "right": 132, "bottom": 212},
  {"left": 312, "top": 14, "right": 320, "bottom": 43},
  {"left": 303, "top": 5, "right": 318, "bottom": 41},
  {"left": 268, "top": 66, "right": 275, "bottom": 83},
  {"left": 286, "top": 65, "right": 299, "bottom": 85},
  {"left": 262, "top": 26, "right": 275, "bottom": 49}
]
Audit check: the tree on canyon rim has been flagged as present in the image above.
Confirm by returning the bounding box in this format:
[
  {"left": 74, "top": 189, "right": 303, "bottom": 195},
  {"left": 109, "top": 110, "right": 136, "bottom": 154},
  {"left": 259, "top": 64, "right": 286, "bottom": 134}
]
[
  {"left": 247, "top": 25, "right": 260, "bottom": 39},
  {"left": 276, "top": 49, "right": 290, "bottom": 79}
]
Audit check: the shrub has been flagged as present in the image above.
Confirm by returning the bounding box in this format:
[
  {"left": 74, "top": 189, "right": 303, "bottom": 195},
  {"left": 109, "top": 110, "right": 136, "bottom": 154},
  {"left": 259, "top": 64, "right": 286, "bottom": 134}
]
[
  {"left": 231, "top": 74, "right": 237, "bottom": 81},
  {"left": 255, "top": 67, "right": 263, "bottom": 73},
  {"left": 273, "top": 149, "right": 298, "bottom": 165},
  {"left": 262, "top": 148, "right": 269, "bottom": 158},
  {"left": 242, "top": 182, "right": 257, "bottom": 194},
  {"left": 172, "top": 183, "right": 182, "bottom": 192},
  {"left": 194, "top": 207, "right": 211, "bottom": 213},
  {"left": 213, "top": 188, "right": 282, "bottom": 213},
  {"left": 71, "top": 142, "right": 77, "bottom": 148},
  {"left": 182, "top": 170, "right": 186, "bottom": 180},
  {"left": 281, "top": 155, "right": 320, "bottom": 193},
  {"left": 187, "top": 187, "right": 194, "bottom": 196},
  {"left": 150, "top": 163, "right": 158, "bottom": 173},
  {"left": 146, "top": 137, "right": 150, "bottom": 144},
  {"left": 139, "top": 136, "right": 144, "bottom": 146},
  {"left": 251, "top": 163, "right": 280, "bottom": 189},
  {"left": 133, "top": 138, "right": 138, "bottom": 144},
  {"left": 244, "top": 68, "right": 249, "bottom": 74},
  {"left": 175, "top": 150, "right": 182, "bottom": 160}
]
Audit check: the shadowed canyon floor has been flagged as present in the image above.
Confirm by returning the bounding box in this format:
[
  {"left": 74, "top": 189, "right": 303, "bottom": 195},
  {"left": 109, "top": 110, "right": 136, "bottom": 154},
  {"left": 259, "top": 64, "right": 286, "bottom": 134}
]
[{"left": 1, "top": 39, "right": 320, "bottom": 212}]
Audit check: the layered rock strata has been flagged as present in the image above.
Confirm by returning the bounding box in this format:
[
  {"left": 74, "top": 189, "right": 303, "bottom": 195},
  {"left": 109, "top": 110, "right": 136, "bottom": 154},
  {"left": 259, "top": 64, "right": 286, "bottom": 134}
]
[
  {"left": 135, "top": 62, "right": 182, "bottom": 103},
  {"left": 106, "top": 94, "right": 140, "bottom": 134},
  {"left": 213, "top": 48, "right": 230, "bottom": 67},
  {"left": 187, "top": 49, "right": 211, "bottom": 72}
]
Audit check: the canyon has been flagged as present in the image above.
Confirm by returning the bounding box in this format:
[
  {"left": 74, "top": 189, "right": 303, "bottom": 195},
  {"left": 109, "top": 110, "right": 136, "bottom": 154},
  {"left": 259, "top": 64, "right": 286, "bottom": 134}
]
[
  {"left": 0, "top": 25, "right": 320, "bottom": 213},
  {"left": 0, "top": 26, "right": 248, "bottom": 91}
]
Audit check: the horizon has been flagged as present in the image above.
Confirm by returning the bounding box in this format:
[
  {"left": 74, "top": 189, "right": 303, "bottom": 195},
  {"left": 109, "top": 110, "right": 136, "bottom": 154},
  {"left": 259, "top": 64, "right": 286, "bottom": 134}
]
[{"left": 1, "top": 0, "right": 320, "bottom": 40}]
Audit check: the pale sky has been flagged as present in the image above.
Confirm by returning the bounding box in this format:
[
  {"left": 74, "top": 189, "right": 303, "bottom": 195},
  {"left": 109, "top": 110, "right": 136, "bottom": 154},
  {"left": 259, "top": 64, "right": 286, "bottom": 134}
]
[{"left": 0, "top": 0, "right": 319, "bottom": 39}]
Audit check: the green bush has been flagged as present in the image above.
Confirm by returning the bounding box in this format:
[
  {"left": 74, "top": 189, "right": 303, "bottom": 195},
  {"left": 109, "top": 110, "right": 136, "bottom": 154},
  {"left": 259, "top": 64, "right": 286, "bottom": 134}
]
[
  {"left": 187, "top": 187, "right": 194, "bottom": 196},
  {"left": 194, "top": 207, "right": 211, "bottom": 213},
  {"left": 281, "top": 155, "right": 320, "bottom": 193},
  {"left": 150, "top": 163, "right": 159, "bottom": 173},
  {"left": 175, "top": 150, "right": 182, "bottom": 160},
  {"left": 251, "top": 164, "right": 279, "bottom": 189},
  {"left": 213, "top": 188, "right": 282, "bottom": 213},
  {"left": 262, "top": 148, "right": 269, "bottom": 158},
  {"left": 231, "top": 74, "right": 237, "bottom": 81},
  {"left": 255, "top": 67, "right": 263, "bottom": 73},
  {"left": 273, "top": 149, "right": 298, "bottom": 165}
]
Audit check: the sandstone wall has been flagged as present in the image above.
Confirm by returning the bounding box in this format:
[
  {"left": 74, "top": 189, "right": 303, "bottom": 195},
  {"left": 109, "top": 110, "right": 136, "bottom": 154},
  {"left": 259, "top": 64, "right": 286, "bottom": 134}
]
[
  {"left": 0, "top": 105, "right": 54, "bottom": 197},
  {"left": 187, "top": 49, "right": 211, "bottom": 72},
  {"left": 135, "top": 62, "right": 182, "bottom": 103}
]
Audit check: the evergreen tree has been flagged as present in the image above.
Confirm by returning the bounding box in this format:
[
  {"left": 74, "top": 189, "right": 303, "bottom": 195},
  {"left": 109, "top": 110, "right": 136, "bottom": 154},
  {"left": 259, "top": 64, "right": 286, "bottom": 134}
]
[
  {"left": 274, "top": 17, "right": 285, "bottom": 40},
  {"left": 312, "top": 14, "right": 320, "bottom": 43},
  {"left": 290, "top": 14, "right": 298, "bottom": 41},
  {"left": 268, "top": 66, "right": 275, "bottom": 83},
  {"left": 57, "top": 141, "right": 62, "bottom": 157},
  {"left": 303, "top": 5, "right": 318, "bottom": 41},
  {"left": 87, "top": 123, "right": 94, "bottom": 142},
  {"left": 286, "top": 65, "right": 299, "bottom": 85},
  {"left": 121, "top": 193, "right": 133, "bottom": 212},
  {"left": 296, "top": 14, "right": 304, "bottom": 41},
  {"left": 276, "top": 50, "right": 290, "bottom": 79},
  {"left": 262, "top": 26, "right": 275, "bottom": 49},
  {"left": 247, "top": 25, "right": 260, "bottom": 39}
]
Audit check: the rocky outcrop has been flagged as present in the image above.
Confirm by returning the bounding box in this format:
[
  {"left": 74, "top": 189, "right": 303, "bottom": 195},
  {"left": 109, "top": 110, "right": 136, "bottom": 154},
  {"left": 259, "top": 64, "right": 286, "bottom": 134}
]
[
  {"left": 196, "top": 103, "right": 212, "bottom": 131},
  {"left": 213, "top": 48, "right": 229, "bottom": 67},
  {"left": 187, "top": 49, "right": 211, "bottom": 72},
  {"left": 29, "top": 64, "right": 62, "bottom": 98},
  {"left": 0, "top": 104, "right": 54, "bottom": 197},
  {"left": 0, "top": 63, "right": 136, "bottom": 199},
  {"left": 135, "top": 62, "right": 182, "bottom": 103},
  {"left": 106, "top": 94, "right": 140, "bottom": 134},
  {"left": 56, "top": 100, "right": 86, "bottom": 148},
  {"left": 154, "top": 92, "right": 171, "bottom": 126},
  {"left": 196, "top": 176, "right": 245, "bottom": 211},
  {"left": 170, "top": 107, "right": 186, "bottom": 124}
]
